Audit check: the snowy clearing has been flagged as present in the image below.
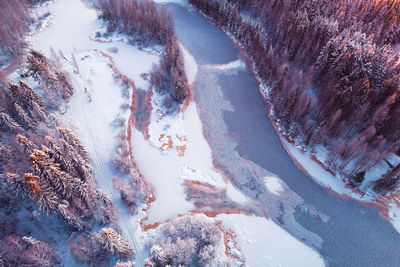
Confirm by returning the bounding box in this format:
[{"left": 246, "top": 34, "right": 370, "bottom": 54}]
[
  {"left": 217, "top": 214, "right": 325, "bottom": 267},
  {"left": 30, "top": 0, "right": 161, "bottom": 264},
  {"left": 132, "top": 100, "right": 232, "bottom": 224},
  {"left": 28, "top": 0, "right": 327, "bottom": 265},
  {"left": 61, "top": 49, "right": 146, "bottom": 263},
  {"left": 30, "top": 0, "right": 159, "bottom": 90}
]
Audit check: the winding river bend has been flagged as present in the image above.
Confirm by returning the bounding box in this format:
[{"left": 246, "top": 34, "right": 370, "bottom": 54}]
[{"left": 166, "top": 3, "right": 400, "bottom": 267}]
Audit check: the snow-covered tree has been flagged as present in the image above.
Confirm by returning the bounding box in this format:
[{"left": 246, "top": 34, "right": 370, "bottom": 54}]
[
  {"left": 0, "top": 235, "right": 61, "bottom": 266},
  {"left": 92, "top": 228, "right": 134, "bottom": 259},
  {"left": 148, "top": 215, "right": 224, "bottom": 266}
]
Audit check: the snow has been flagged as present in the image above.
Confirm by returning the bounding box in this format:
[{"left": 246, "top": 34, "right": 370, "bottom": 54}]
[
  {"left": 264, "top": 176, "right": 284, "bottom": 195},
  {"left": 362, "top": 160, "right": 390, "bottom": 189},
  {"left": 217, "top": 214, "right": 325, "bottom": 267},
  {"left": 388, "top": 204, "right": 400, "bottom": 233},
  {"left": 30, "top": 0, "right": 159, "bottom": 90},
  {"left": 226, "top": 183, "right": 248, "bottom": 204},
  {"left": 60, "top": 49, "right": 149, "bottom": 263},
  {"left": 62, "top": 51, "right": 124, "bottom": 162},
  {"left": 29, "top": 0, "right": 327, "bottom": 265},
  {"left": 282, "top": 138, "right": 399, "bottom": 204},
  {"left": 147, "top": 97, "right": 186, "bottom": 156},
  {"left": 132, "top": 127, "right": 194, "bottom": 223},
  {"left": 179, "top": 166, "right": 225, "bottom": 189},
  {"left": 30, "top": 0, "right": 161, "bottom": 264},
  {"left": 387, "top": 153, "right": 400, "bottom": 166},
  {"left": 132, "top": 100, "right": 230, "bottom": 224},
  {"left": 204, "top": 58, "right": 246, "bottom": 70},
  {"left": 179, "top": 43, "right": 198, "bottom": 85},
  {"left": 282, "top": 139, "right": 362, "bottom": 200}
]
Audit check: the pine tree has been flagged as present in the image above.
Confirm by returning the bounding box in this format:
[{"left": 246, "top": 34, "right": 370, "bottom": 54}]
[
  {"left": 5, "top": 173, "right": 27, "bottom": 197},
  {"left": 0, "top": 111, "right": 23, "bottom": 133},
  {"left": 16, "top": 134, "right": 36, "bottom": 154},
  {"left": 14, "top": 103, "right": 35, "bottom": 129},
  {"left": 92, "top": 228, "right": 134, "bottom": 259}
]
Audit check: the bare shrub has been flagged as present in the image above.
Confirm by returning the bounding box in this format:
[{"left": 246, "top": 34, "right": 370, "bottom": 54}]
[
  {"left": 112, "top": 129, "right": 131, "bottom": 175},
  {"left": 113, "top": 176, "right": 135, "bottom": 208}
]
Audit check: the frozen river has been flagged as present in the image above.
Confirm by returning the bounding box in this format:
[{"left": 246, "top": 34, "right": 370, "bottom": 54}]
[{"left": 167, "top": 3, "right": 400, "bottom": 266}]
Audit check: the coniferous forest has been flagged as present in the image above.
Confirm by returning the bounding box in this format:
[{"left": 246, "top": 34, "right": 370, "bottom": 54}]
[
  {"left": 2, "top": 0, "right": 400, "bottom": 266},
  {"left": 189, "top": 0, "right": 400, "bottom": 194}
]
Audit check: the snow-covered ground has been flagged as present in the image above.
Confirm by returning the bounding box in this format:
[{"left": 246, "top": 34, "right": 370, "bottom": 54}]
[
  {"left": 179, "top": 43, "right": 198, "bottom": 85},
  {"left": 132, "top": 99, "right": 231, "bottom": 224},
  {"left": 282, "top": 137, "right": 400, "bottom": 202},
  {"left": 282, "top": 139, "right": 400, "bottom": 234},
  {"left": 60, "top": 49, "right": 148, "bottom": 265},
  {"left": 218, "top": 214, "right": 325, "bottom": 267},
  {"left": 282, "top": 140, "right": 350, "bottom": 197},
  {"left": 29, "top": 0, "right": 158, "bottom": 90},
  {"left": 30, "top": 0, "right": 160, "bottom": 264},
  {"left": 29, "top": 0, "right": 326, "bottom": 265},
  {"left": 388, "top": 204, "right": 400, "bottom": 233}
]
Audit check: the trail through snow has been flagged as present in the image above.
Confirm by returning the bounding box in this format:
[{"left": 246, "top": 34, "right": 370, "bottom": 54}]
[
  {"left": 30, "top": 0, "right": 159, "bottom": 265},
  {"left": 78, "top": 81, "right": 144, "bottom": 266},
  {"left": 62, "top": 51, "right": 147, "bottom": 266},
  {"left": 30, "top": 0, "right": 326, "bottom": 265}
]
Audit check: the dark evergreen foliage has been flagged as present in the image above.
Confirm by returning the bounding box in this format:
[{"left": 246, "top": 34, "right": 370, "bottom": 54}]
[
  {"left": 0, "top": 0, "right": 31, "bottom": 61},
  {"left": 189, "top": 0, "right": 400, "bottom": 194},
  {"left": 0, "top": 57, "right": 109, "bottom": 231},
  {"left": 99, "top": 0, "right": 189, "bottom": 108}
]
